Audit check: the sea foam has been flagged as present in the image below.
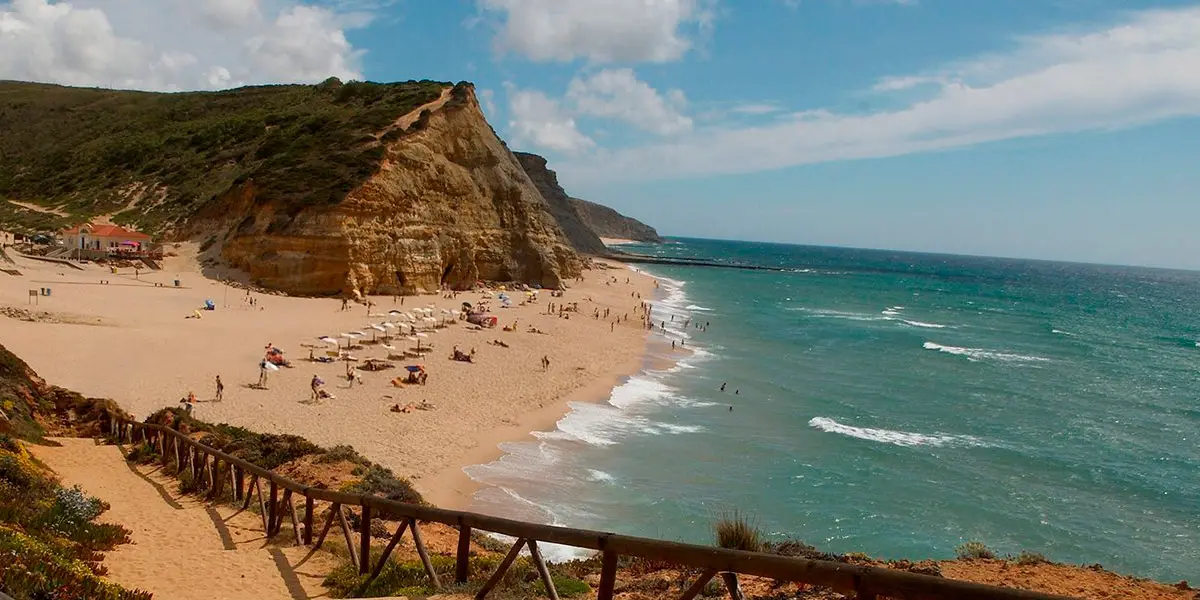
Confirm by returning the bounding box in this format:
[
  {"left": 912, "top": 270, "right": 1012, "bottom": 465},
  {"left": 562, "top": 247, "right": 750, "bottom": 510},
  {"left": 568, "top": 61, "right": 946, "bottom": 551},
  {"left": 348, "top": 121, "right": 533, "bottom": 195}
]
[
  {"left": 808, "top": 417, "right": 988, "bottom": 448},
  {"left": 923, "top": 341, "right": 1049, "bottom": 363}
]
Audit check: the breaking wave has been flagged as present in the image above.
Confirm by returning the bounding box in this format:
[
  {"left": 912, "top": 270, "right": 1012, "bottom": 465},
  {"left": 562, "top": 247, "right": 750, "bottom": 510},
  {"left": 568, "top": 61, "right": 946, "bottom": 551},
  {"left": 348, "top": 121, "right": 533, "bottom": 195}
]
[
  {"left": 808, "top": 417, "right": 989, "bottom": 448},
  {"left": 923, "top": 342, "right": 1049, "bottom": 363}
]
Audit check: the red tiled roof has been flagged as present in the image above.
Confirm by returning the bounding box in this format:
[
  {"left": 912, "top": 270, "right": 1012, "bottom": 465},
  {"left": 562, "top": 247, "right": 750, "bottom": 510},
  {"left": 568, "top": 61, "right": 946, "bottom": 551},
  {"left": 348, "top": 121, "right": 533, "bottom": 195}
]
[{"left": 62, "top": 223, "right": 151, "bottom": 240}]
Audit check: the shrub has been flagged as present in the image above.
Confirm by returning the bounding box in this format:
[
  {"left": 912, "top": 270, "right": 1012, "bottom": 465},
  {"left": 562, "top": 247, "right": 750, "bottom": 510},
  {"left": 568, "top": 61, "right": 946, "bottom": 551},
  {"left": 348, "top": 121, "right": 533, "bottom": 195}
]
[
  {"left": 701, "top": 578, "right": 725, "bottom": 597},
  {"left": 124, "top": 441, "right": 158, "bottom": 464},
  {"left": 0, "top": 433, "right": 19, "bottom": 453},
  {"left": 955, "top": 541, "right": 996, "bottom": 560},
  {"left": 763, "top": 538, "right": 836, "bottom": 561},
  {"left": 1015, "top": 550, "right": 1048, "bottom": 566},
  {"left": 343, "top": 464, "right": 421, "bottom": 505},
  {"left": 714, "top": 511, "right": 762, "bottom": 552},
  {"left": 177, "top": 470, "right": 201, "bottom": 495}
]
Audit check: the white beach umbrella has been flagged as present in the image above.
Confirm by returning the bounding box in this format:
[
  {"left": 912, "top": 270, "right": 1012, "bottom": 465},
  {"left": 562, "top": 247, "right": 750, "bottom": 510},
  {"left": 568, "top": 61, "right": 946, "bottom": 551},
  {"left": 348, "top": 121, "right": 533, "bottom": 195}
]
[
  {"left": 368, "top": 324, "right": 386, "bottom": 332},
  {"left": 382, "top": 322, "right": 397, "bottom": 329},
  {"left": 349, "top": 330, "right": 366, "bottom": 337},
  {"left": 319, "top": 336, "right": 339, "bottom": 346},
  {"left": 415, "top": 332, "right": 429, "bottom": 338}
]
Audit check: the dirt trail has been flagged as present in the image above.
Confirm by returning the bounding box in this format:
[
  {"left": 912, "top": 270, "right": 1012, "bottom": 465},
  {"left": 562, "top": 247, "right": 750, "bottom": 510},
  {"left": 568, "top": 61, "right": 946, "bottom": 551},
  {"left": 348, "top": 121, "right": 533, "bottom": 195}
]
[
  {"left": 30, "top": 438, "right": 341, "bottom": 600},
  {"left": 6, "top": 199, "right": 70, "bottom": 216}
]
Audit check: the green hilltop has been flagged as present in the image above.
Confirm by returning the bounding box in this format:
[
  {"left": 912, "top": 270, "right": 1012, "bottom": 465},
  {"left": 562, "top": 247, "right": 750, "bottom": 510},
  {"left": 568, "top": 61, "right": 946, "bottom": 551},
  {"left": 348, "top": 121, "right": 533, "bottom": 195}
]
[{"left": 0, "top": 78, "right": 453, "bottom": 235}]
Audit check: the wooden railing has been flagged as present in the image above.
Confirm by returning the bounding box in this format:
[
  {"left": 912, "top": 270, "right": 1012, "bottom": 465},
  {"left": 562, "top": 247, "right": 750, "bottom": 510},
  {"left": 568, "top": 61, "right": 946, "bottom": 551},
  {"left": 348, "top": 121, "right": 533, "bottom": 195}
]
[{"left": 107, "top": 416, "right": 1074, "bottom": 600}]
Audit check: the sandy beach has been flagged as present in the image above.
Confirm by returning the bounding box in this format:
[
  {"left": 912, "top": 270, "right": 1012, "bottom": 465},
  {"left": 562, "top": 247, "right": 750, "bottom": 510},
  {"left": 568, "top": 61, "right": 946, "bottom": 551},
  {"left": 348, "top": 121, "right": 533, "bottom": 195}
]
[{"left": 0, "top": 245, "right": 659, "bottom": 509}]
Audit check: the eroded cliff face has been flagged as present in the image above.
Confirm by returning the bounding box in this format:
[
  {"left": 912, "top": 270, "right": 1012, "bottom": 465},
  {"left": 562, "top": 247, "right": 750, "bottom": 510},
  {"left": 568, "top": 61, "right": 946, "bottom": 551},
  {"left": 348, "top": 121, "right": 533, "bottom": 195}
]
[
  {"left": 513, "top": 152, "right": 607, "bottom": 255},
  {"left": 571, "top": 198, "right": 662, "bottom": 243},
  {"left": 212, "top": 84, "right": 580, "bottom": 296}
]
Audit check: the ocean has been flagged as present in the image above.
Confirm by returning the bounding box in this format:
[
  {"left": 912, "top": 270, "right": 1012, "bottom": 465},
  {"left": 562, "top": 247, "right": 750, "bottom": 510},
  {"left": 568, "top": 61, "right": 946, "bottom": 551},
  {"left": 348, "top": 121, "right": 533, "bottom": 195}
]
[{"left": 464, "top": 238, "right": 1199, "bottom": 581}]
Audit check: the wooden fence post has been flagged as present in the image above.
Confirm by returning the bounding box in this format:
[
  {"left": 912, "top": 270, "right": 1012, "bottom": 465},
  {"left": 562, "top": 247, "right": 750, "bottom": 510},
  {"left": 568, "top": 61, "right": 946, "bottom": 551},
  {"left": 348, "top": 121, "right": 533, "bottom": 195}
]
[
  {"left": 455, "top": 525, "right": 472, "bottom": 584},
  {"left": 312, "top": 503, "right": 338, "bottom": 552},
  {"left": 267, "top": 481, "right": 278, "bottom": 537},
  {"left": 359, "top": 504, "right": 372, "bottom": 575},
  {"left": 410, "top": 520, "right": 441, "bottom": 590},
  {"left": 475, "top": 538, "right": 526, "bottom": 600},
  {"left": 364, "top": 519, "right": 410, "bottom": 589},
  {"left": 337, "top": 505, "right": 358, "bottom": 571},
  {"left": 255, "top": 479, "right": 269, "bottom": 533},
  {"left": 303, "top": 495, "right": 314, "bottom": 545},
  {"left": 234, "top": 467, "right": 244, "bottom": 501},
  {"left": 597, "top": 550, "right": 618, "bottom": 600},
  {"left": 527, "top": 540, "right": 559, "bottom": 600},
  {"left": 678, "top": 569, "right": 719, "bottom": 600}
]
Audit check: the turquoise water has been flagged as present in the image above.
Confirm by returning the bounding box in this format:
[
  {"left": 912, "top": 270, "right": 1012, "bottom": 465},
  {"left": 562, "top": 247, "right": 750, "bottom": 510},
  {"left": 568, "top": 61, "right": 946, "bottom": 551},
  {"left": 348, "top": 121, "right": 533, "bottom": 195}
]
[{"left": 466, "top": 238, "right": 1199, "bottom": 581}]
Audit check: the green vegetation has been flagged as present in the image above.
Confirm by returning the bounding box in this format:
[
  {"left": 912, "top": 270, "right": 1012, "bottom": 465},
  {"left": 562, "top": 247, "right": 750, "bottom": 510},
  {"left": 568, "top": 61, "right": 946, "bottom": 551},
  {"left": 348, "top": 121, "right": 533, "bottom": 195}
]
[
  {"left": 0, "top": 438, "right": 149, "bottom": 599},
  {"left": 144, "top": 407, "right": 422, "bottom": 504},
  {"left": 0, "top": 78, "right": 452, "bottom": 234},
  {"left": 1014, "top": 550, "right": 1049, "bottom": 566},
  {"left": 955, "top": 540, "right": 997, "bottom": 560}
]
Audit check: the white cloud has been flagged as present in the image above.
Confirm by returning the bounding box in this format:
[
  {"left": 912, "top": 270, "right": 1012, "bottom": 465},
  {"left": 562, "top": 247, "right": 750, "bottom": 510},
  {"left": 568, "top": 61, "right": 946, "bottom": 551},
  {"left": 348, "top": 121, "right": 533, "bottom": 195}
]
[
  {"left": 0, "top": 0, "right": 367, "bottom": 91},
  {"left": 556, "top": 6, "right": 1200, "bottom": 183},
  {"left": 566, "top": 68, "right": 692, "bottom": 135},
  {"left": 477, "top": 0, "right": 714, "bottom": 63},
  {"left": 479, "top": 88, "right": 497, "bottom": 117},
  {"left": 506, "top": 84, "right": 595, "bottom": 154},
  {"left": 730, "top": 102, "right": 781, "bottom": 115}
]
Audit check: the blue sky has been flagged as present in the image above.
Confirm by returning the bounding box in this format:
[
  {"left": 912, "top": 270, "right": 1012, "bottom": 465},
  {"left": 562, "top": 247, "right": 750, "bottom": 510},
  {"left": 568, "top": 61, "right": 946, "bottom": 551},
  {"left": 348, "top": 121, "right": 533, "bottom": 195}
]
[{"left": 3, "top": 0, "right": 1200, "bottom": 268}]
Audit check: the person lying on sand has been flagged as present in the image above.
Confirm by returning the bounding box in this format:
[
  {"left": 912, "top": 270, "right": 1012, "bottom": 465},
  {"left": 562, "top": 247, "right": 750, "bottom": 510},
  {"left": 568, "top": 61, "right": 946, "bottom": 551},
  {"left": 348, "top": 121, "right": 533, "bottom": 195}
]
[
  {"left": 488, "top": 339, "right": 510, "bottom": 348},
  {"left": 527, "top": 326, "right": 547, "bottom": 334},
  {"left": 451, "top": 348, "right": 474, "bottom": 363}
]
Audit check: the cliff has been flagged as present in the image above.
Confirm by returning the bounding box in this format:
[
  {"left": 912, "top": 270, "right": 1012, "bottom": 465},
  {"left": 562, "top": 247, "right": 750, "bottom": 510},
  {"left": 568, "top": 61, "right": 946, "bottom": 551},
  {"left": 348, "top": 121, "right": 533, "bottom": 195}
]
[
  {"left": 202, "top": 84, "right": 580, "bottom": 295},
  {"left": 571, "top": 198, "right": 663, "bottom": 243},
  {"left": 0, "top": 79, "right": 581, "bottom": 296},
  {"left": 512, "top": 152, "right": 607, "bottom": 255}
]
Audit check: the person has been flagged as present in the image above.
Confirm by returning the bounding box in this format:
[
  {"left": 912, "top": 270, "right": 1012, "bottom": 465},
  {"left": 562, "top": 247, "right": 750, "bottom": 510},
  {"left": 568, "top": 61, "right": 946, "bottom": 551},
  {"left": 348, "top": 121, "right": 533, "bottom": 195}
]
[
  {"left": 258, "top": 360, "right": 268, "bottom": 387},
  {"left": 311, "top": 375, "right": 324, "bottom": 401},
  {"left": 215, "top": 375, "right": 224, "bottom": 401},
  {"left": 181, "top": 391, "right": 196, "bottom": 414},
  {"left": 720, "top": 382, "right": 726, "bottom": 392}
]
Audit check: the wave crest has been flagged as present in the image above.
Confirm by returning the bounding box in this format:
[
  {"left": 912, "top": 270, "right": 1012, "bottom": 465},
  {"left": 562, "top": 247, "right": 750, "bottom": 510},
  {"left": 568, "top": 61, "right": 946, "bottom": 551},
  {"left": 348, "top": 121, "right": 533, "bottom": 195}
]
[
  {"left": 923, "top": 341, "right": 1049, "bottom": 363},
  {"left": 808, "top": 417, "right": 988, "bottom": 448}
]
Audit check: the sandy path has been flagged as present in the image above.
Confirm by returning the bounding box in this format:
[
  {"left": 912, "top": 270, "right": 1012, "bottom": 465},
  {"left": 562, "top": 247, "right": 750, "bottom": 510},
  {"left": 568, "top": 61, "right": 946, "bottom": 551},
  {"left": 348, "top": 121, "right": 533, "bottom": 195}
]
[{"left": 31, "top": 438, "right": 340, "bottom": 600}]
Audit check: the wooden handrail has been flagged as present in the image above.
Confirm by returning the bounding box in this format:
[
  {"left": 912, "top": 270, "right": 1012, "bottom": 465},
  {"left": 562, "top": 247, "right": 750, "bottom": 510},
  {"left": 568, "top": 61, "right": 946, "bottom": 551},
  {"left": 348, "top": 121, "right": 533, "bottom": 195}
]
[{"left": 108, "top": 416, "right": 1076, "bottom": 600}]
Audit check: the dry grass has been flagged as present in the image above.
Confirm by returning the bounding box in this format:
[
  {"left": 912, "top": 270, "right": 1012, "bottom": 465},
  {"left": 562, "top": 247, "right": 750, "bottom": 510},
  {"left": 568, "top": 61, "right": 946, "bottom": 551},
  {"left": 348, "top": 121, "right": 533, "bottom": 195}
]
[{"left": 714, "top": 511, "right": 762, "bottom": 553}]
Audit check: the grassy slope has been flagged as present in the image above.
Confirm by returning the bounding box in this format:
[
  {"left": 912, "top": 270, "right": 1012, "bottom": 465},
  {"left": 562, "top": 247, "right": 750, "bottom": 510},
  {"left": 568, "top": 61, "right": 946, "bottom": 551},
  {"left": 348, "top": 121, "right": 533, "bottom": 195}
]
[{"left": 0, "top": 78, "right": 450, "bottom": 235}]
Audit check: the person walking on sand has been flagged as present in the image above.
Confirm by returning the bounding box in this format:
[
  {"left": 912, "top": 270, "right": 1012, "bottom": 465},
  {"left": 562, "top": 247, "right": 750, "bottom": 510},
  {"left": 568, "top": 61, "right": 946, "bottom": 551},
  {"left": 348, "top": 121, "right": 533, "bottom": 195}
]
[
  {"left": 214, "top": 375, "right": 224, "bottom": 402},
  {"left": 258, "top": 360, "right": 269, "bottom": 388}
]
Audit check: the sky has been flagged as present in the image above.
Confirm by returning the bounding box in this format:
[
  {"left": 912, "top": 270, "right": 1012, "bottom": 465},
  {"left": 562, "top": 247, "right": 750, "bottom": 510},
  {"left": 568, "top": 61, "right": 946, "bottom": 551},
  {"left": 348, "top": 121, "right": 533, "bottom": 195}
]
[{"left": 3, "top": 1, "right": 1200, "bottom": 268}]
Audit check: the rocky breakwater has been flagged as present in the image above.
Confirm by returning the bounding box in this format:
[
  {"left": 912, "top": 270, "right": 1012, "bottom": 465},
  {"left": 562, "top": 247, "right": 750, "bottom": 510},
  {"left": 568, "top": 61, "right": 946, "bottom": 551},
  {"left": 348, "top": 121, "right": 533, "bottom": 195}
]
[{"left": 217, "top": 83, "right": 580, "bottom": 296}]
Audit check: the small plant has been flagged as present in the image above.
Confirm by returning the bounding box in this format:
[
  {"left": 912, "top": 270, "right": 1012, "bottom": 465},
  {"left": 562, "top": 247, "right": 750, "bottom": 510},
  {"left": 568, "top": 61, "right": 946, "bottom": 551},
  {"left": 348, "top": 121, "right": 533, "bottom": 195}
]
[
  {"left": 955, "top": 541, "right": 996, "bottom": 560},
  {"left": 701, "top": 578, "right": 725, "bottom": 597},
  {"left": 124, "top": 442, "right": 157, "bottom": 464},
  {"left": 177, "top": 470, "right": 201, "bottom": 495},
  {"left": 714, "top": 511, "right": 762, "bottom": 552},
  {"left": 1015, "top": 550, "right": 1048, "bottom": 566}
]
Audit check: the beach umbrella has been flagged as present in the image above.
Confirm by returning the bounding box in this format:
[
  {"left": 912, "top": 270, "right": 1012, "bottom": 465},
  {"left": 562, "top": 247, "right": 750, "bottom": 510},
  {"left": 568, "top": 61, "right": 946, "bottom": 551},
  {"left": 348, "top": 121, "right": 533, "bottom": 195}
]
[
  {"left": 319, "top": 336, "right": 339, "bottom": 345},
  {"left": 349, "top": 330, "right": 366, "bottom": 337},
  {"left": 366, "top": 323, "right": 386, "bottom": 341}
]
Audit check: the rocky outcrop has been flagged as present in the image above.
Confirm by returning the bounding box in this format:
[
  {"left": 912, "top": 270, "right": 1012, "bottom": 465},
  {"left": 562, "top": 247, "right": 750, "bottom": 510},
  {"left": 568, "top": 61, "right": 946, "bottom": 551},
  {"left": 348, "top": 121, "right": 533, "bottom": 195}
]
[
  {"left": 571, "top": 198, "right": 663, "bottom": 243},
  {"left": 513, "top": 152, "right": 607, "bottom": 255},
  {"left": 206, "top": 84, "right": 581, "bottom": 296}
]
